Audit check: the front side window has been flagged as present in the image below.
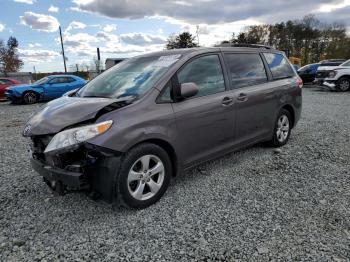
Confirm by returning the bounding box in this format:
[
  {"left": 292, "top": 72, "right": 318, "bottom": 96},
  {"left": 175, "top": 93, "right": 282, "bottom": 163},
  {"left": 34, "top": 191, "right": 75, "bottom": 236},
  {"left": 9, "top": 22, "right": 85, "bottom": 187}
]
[
  {"left": 177, "top": 55, "right": 225, "bottom": 98},
  {"left": 34, "top": 77, "right": 49, "bottom": 85},
  {"left": 263, "top": 53, "right": 295, "bottom": 79},
  {"left": 225, "top": 53, "right": 267, "bottom": 88},
  {"left": 49, "top": 77, "right": 66, "bottom": 84},
  {"left": 78, "top": 55, "right": 180, "bottom": 99},
  {"left": 158, "top": 81, "right": 173, "bottom": 102}
]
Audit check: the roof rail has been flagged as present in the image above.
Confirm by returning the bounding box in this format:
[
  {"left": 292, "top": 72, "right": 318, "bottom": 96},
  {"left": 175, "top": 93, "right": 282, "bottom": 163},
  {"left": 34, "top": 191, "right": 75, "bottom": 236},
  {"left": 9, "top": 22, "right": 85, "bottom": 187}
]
[{"left": 219, "top": 43, "right": 273, "bottom": 49}]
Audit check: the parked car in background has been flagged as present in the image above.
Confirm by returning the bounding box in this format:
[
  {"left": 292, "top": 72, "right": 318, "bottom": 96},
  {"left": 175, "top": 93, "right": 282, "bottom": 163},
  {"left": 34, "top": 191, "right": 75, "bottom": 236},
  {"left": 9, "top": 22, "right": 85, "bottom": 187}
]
[
  {"left": 322, "top": 59, "right": 350, "bottom": 91},
  {"left": 297, "top": 63, "right": 320, "bottom": 83},
  {"left": 5, "top": 75, "right": 87, "bottom": 104},
  {"left": 314, "top": 59, "right": 347, "bottom": 85},
  {"left": 0, "top": 78, "right": 21, "bottom": 101},
  {"left": 23, "top": 46, "right": 302, "bottom": 209}
]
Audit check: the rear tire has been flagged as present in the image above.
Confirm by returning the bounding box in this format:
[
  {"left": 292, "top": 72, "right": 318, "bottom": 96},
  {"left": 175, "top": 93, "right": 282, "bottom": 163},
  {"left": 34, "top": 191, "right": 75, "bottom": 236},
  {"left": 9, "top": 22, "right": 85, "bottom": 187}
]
[
  {"left": 116, "top": 143, "right": 172, "bottom": 209},
  {"left": 22, "top": 91, "right": 38, "bottom": 104},
  {"left": 336, "top": 77, "right": 350, "bottom": 92},
  {"left": 267, "top": 109, "right": 292, "bottom": 147}
]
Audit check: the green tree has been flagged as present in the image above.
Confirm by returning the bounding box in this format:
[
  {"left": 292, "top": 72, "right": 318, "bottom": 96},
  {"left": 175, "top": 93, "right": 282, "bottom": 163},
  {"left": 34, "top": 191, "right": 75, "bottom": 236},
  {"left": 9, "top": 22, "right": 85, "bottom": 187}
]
[
  {"left": 0, "top": 36, "right": 23, "bottom": 74},
  {"left": 221, "top": 15, "right": 350, "bottom": 65},
  {"left": 166, "top": 32, "right": 199, "bottom": 49}
]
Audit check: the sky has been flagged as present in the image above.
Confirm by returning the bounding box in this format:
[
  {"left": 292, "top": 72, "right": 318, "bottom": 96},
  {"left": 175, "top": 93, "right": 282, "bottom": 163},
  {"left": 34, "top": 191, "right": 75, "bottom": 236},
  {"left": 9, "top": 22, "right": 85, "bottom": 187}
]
[{"left": 0, "top": 0, "right": 349, "bottom": 73}]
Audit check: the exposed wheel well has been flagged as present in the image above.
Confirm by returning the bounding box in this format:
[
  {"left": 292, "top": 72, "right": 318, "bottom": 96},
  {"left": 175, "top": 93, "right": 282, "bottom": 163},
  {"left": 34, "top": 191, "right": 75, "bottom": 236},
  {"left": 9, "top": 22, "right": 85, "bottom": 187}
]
[
  {"left": 281, "top": 104, "right": 295, "bottom": 128},
  {"left": 131, "top": 139, "right": 178, "bottom": 176}
]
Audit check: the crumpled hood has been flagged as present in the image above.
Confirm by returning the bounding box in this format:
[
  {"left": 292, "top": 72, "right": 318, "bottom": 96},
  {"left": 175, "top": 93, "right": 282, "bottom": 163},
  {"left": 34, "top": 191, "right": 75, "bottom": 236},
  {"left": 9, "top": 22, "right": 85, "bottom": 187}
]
[{"left": 23, "top": 96, "right": 131, "bottom": 136}]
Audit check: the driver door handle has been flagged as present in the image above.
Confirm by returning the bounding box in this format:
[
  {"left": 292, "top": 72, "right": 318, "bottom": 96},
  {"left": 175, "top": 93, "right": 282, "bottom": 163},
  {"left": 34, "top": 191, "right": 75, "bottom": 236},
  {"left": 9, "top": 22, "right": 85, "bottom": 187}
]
[
  {"left": 237, "top": 93, "right": 248, "bottom": 102},
  {"left": 222, "top": 96, "right": 234, "bottom": 105}
]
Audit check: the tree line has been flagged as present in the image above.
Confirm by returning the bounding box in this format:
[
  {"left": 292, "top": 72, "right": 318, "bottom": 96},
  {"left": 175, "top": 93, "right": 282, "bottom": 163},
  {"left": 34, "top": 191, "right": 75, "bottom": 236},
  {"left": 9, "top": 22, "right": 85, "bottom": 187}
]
[{"left": 167, "top": 15, "right": 350, "bottom": 66}]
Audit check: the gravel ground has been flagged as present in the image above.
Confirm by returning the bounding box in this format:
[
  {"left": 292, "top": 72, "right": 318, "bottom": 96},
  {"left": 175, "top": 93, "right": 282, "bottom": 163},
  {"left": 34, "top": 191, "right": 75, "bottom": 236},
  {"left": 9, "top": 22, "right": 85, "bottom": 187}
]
[{"left": 0, "top": 86, "right": 349, "bottom": 261}]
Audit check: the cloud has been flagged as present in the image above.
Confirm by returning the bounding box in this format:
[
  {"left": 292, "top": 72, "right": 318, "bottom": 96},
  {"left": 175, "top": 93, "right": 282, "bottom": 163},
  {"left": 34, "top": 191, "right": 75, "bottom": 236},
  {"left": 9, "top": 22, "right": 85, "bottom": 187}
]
[
  {"left": 0, "top": 23, "right": 4, "bottom": 32},
  {"left": 120, "top": 33, "right": 166, "bottom": 46},
  {"left": 28, "top": 43, "right": 42, "bottom": 48},
  {"left": 14, "top": 0, "right": 35, "bottom": 4},
  {"left": 48, "top": 5, "right": 59, "bottom": 13},
  {"left": 65, "top": 21, "right": 86, "bottom": 32},
  {"left": 19, "top": 48, "right": 60, "bottom": 63},
  {"left": 20, "top": 12, "right": 59, "bottom": 32},
  {"left": 103, "top": 24, "right": 117, "bottom": 32},
  {"left": 72, "top": 0, "right": 350, "bottom": 28},
  {"left": 60, "top": 30, "right": 166, "bottom": 57},
  {"left": 96, "top": 31, "right": 112, "bottom": 41}
]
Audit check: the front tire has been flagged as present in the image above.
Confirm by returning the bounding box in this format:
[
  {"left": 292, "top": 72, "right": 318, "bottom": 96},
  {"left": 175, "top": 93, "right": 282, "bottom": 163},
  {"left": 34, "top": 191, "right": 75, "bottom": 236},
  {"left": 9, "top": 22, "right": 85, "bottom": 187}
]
[
  {"left": 116, "top": 143, "right": 172, "bottom": 209},
  {"left": 22, "top": 91, "right": 38, "bottom": 104},
  {"left": 268, "top": 109, "right": 292, "bottom": 147},
  {"left": 336, "top": 77, "right": 350, "bottom": 92}
]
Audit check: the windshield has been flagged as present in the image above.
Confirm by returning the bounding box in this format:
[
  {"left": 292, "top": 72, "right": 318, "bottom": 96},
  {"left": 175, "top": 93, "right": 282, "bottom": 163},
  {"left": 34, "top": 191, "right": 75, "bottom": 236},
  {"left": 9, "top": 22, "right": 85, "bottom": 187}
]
[
  {"left": 340, "top": 59, "right": 350, "bottom": 66},
  {"left": 78, "top": 55, "right": 180, "bottom": 99},
  {"left": 34, "top": 77, "right": 49, "bottom": 85}
]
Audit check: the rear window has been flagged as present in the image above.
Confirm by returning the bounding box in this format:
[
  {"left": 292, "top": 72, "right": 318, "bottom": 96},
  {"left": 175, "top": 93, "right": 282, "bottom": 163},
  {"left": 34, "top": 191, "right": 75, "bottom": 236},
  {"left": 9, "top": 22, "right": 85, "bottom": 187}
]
[
  {"left": 263, "top": 53, "right": 295, "bottom": 79},
  {"left": 224, "top": 53, "right": 267, "bottom": 88}
]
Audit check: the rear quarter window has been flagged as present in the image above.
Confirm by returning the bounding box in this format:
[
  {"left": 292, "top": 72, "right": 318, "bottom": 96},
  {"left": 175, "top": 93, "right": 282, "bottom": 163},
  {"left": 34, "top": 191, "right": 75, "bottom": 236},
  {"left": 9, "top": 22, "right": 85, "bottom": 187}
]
[{"left": 263, "top": 53, "right": 295, "bottom": 79}]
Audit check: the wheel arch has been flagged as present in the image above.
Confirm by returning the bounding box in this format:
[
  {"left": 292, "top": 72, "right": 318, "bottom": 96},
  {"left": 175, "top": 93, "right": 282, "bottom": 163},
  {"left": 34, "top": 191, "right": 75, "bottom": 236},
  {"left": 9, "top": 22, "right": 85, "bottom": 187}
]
[
  {"left": 281, "top": 104, "right": 295, "bottom": 128},
  {"left": 129, "top": 138, "right": 179, "bottom": 176},
  {"left": 22, "top": 89, "right": 42, "bottom": 98},
  {"left": 338, "top": 74, "right": 350, "bottom": 79}
]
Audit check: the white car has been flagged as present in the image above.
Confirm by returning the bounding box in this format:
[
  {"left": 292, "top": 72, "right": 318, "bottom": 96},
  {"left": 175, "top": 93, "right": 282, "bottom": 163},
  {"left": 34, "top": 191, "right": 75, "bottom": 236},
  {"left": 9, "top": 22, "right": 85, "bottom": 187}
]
[
  {"left": 314, "top": 59, "right": 347, "bottom": 86},
  {"left": 321, "top": 59, "right": 350, "bottom": 91}
]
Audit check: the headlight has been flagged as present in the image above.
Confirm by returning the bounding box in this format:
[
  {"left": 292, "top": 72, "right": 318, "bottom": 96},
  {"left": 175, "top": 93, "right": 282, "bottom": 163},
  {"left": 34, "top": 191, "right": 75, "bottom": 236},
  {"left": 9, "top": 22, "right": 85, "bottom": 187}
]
[
  {"left": 44, "top": 120, "right": 113, "bottom": 153},
  {"left": 328, "top": 71, "right": 337, "bottom": 78}
]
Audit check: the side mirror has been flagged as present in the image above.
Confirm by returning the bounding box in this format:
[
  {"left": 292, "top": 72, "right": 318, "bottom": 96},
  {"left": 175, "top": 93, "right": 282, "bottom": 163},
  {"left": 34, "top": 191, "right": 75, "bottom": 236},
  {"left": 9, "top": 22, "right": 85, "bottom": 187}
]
[
  {"left": 180, "top": 82, "right": 199, "bottom": 99},
  {"left": 63, "top": 88, "right": 80, "bottom": 97}
]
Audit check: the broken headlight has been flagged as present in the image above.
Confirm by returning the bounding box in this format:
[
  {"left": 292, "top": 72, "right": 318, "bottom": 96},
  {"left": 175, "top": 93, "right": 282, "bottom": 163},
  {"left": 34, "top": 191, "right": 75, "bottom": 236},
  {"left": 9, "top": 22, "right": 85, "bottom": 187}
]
[{"left": 44, "top": 120, "right": 113, "bottom": 153}]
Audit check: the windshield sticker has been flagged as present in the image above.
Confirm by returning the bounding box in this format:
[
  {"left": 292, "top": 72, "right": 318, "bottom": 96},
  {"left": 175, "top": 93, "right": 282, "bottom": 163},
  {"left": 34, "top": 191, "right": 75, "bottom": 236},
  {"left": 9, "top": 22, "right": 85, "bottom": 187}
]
[{"left": 153, "top": 54, "right": 181, "bottom": 67}]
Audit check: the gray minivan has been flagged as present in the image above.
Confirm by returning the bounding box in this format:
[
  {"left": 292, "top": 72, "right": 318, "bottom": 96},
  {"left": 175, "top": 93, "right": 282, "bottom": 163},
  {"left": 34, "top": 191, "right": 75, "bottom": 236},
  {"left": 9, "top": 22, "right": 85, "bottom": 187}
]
[{"left": 23, "top": 47, "right": 302, "bottom": 209}]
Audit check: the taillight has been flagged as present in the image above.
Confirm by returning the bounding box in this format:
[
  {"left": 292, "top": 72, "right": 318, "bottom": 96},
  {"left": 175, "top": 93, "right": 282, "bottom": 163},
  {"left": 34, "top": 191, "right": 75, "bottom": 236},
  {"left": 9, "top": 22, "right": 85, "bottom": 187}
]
[{"left": 296, "top": 78, "right": 303, "bottom": 88}]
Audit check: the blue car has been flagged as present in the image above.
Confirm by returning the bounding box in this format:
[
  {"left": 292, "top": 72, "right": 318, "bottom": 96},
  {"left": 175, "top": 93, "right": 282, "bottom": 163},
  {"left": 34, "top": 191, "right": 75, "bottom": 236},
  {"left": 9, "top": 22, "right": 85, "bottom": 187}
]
[{"left": 5, "top": 75, "right": 86, "bottom": 104}]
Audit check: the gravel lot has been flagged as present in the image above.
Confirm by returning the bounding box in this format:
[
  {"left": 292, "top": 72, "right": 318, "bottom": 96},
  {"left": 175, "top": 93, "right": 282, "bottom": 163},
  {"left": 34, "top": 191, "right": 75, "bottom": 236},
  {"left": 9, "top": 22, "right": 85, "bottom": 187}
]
[{"left": 0, "top": 86, "right": 349, "bottom": 261}]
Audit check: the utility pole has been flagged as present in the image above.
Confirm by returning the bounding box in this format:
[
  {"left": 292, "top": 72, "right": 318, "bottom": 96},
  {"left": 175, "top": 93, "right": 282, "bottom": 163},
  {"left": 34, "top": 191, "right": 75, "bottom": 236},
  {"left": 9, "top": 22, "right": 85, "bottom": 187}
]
[
  {"left": 97, "top": 47, "right": 101, "bottom": 74},
  {"left": 33, "top": 66, "right": 36, "bottom": 81},
  {"left": 59, "top": 26, "right": 67, "bottom": 73},
  {"left": 196, "top": 25, "right": 200, "bottom": 46},
  {"left": 76, "top": 64, "right": 79, "bottom": 72}
]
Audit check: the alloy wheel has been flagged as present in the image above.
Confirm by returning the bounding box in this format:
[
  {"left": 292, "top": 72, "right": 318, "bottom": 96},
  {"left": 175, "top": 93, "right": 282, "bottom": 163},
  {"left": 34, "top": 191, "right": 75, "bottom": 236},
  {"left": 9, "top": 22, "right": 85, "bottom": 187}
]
[
  {"left": 276, "top": 115, "right": 290, "bottom": 143},
  {"left": 338, "top": 79, "right": 350, "bottom": 91},
  {"left": 24, "top": 92, "right": 37, "bottom": 104},
  {"left": 127, "top": 155, "right": 165, "bottom": 201}
]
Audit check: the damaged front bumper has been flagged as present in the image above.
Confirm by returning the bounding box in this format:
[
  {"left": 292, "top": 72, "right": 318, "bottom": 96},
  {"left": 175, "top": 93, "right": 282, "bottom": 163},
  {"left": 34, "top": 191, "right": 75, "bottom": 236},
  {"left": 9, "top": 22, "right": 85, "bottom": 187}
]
[
  {"left": 322, "top": 80, "right": 336, "bottom": 90},
  {"left": 30, "top": 137, "right": 122, "bottom": 202}
]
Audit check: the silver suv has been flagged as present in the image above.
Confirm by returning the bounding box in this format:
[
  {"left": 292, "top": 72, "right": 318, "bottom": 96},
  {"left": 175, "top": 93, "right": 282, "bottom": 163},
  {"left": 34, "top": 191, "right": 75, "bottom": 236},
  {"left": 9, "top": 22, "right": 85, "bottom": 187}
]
[{"left": 23, "top": 47, "right": 302, "bottom": 209}]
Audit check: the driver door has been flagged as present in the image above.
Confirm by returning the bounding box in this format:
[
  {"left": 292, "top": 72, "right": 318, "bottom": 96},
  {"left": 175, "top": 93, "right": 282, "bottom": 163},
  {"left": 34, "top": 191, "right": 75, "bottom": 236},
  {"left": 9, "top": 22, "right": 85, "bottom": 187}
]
[
  {"left": 171, "top": 54, "right": 236, "bottom": 167},
  {"left": 44, "top": 77, "right": 71, "bottom": 99}
]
